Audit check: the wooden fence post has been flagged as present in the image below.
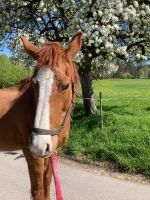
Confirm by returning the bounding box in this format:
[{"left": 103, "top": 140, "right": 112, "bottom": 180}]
[{"left": 99, "top": 92, "right": 103, "bottom": 130}]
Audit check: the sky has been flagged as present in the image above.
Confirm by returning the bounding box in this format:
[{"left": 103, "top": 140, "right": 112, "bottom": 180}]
[{"left": 0, "top": 44, "right": 11, "bottom": 57}]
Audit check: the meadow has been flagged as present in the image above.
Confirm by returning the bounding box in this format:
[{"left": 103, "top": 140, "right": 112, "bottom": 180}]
[{"left": 62, "top": 79, "right": 150, "bottom": 176}]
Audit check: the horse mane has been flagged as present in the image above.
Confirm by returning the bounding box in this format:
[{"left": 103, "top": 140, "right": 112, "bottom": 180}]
[{"left": 17, "top": 76, "right": 32, "bottom": 92}]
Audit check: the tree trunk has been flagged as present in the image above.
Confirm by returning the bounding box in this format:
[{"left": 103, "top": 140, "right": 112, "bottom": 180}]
[{"left": 79, "top": 69, "right": 97, "bottom": 115}]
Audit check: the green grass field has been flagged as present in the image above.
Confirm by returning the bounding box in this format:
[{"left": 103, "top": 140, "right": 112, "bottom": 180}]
[{"left": 61, "top": 79, "right": 150, "bottom": 176}]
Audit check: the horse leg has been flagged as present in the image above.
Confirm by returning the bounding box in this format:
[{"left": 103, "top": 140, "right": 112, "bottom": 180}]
[
  {"left": 43, "top": 158, "right": 53, "bottom": 200},
  {"left": 23, "top": 148, "right": 45, "bottom": 200}
]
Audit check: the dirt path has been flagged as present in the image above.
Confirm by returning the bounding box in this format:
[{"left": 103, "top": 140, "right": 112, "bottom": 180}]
[{"left": 0, "top": 151, "right": 149, "bottom": 200}]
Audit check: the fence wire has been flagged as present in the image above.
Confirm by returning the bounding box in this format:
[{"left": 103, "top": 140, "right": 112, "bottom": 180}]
[
  {"left": 77, "top": 93, "right": 150, "bottom": 130},
  {"left": 78, "top": 96, "right": 150, "bottom": 101},
  {"left": 103, "top": 97, "right": 150, "bottom": 101}
]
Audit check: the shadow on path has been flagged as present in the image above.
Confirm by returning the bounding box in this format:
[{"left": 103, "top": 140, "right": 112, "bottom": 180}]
[{"left": 4, "top": 151, "right": 24, "bottom": 160}]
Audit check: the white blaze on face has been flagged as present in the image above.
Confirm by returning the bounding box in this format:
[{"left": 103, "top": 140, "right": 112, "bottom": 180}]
[
  {"left": 34, "top": 68, "right": 54, "bottom": 129},
  {"left": 30, "top": 67, "right": 54, "bottom": 156}
]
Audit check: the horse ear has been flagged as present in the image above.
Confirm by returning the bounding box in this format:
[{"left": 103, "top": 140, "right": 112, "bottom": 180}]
[
  {"left": 66, "top": 32, "right": 83, "bottom": 59},
  {"left": 20, "top": 36, "right": 39, "bottom": 59}
]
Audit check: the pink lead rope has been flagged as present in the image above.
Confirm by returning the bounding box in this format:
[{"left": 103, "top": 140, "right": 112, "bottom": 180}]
[{"left": 50, "top": 153, "right": 64, "bottom": 200}]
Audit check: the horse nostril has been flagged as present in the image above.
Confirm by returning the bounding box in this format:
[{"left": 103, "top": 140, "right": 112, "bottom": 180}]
[{"left": 46, "top": 144, "right": 50, "bottom": 152}]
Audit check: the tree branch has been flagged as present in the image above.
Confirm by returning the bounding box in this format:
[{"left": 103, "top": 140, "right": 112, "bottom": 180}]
[{"left": 127, "top": 39, "right": 147, "bottom": 51}]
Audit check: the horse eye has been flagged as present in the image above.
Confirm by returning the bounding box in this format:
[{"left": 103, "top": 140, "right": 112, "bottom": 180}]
[{"left": 61, "top": 83, "right": 69, "bottom": 91}]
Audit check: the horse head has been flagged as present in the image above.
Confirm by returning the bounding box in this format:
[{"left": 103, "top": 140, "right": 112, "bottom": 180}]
[{"left": 20, "top": 32, "right": 82, "bottom": 158}]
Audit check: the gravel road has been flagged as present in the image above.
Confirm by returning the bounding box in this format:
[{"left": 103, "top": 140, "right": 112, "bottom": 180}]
[{"left": 0, "top": 151, "right": 149, "bottom": 200}]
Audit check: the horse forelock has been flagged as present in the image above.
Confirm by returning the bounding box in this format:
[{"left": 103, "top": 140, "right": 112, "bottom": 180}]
[{"left": 37, "top": 42, "right": 66, "bottom": 70}]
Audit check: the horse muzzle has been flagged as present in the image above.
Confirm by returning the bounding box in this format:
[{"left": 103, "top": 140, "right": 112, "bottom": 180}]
[{"left": 30, "top": 130, "right": 52, "bottom": 158}]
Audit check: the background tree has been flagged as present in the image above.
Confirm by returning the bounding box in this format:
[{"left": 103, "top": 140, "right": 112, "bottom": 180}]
[{"left": 0, "top": 0, "right": 150, "bottom": 115}]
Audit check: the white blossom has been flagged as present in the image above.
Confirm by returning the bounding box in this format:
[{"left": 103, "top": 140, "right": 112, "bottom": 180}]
[
  {"left": 117, "top": 46, "right": 127, "bottom": 55},
  {"left": 98, "top": 10, "right": 102, "bottom": 16},
  {"left": 23, "top": 2, "right": 27, "bottom": 6},
  {"left": 37, "top": 17, "right": 42, "bottom": 22},
  {"left": 112, "top": 16, "right": 118, "bottom": 23},
  {"left": 105, "top": 42, "right": 113, "bottom": 49},
  {"left": 39, "top": 1, "right": 44, "bottom": 8},
  {"left": 96, "top": 49, "right": 100, "bottom": 54},
  {"left": 133, "top": 1, "right": 139, "bottom": 8},
  {"left": 141, "top": 55, "right": 148, "bottom": 61},
  {"left": 93, "top": 11, "right": 97, "bottom": 17},
  {"left": 43, "top": 7, "right": 47, "bottom": 13},
  {"left": 141, "top": 10, "right": 146, "bottom": 17},
  {"left": 88, "top": 53, "right": 92, "bottom": 57}
]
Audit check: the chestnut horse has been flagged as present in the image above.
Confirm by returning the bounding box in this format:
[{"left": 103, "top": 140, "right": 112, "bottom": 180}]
[{"left": 0, "top": 32, "right": 82, "bottom": 200}]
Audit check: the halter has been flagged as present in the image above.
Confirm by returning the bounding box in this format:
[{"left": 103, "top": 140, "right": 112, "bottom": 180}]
[{"left": 32, "top": 81, "right": 76, "bottom": 136}]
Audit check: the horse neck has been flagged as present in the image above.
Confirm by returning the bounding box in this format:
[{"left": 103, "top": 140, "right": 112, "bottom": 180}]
[
  {"left": 0, "top": 84, "right": 36, "bottom": 150},
  {"left": 17, "top": 84, "right": 36, "bottom": 120},
  {"left": 9, "top": 84, "right": 36, "bottom": 131}
]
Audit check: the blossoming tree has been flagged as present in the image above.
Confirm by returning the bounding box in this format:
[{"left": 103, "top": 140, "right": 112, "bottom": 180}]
[{"left": 0, "top": 0, "right": 150, "bottom": 115}]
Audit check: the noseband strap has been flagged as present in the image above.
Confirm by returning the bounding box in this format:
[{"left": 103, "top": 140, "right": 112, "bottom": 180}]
[
  {"left": 32, "top": 127, "right": 61, "bottom": 135},
  {"left": 32, "top": 81, "right": 76, "bottom": 136}
]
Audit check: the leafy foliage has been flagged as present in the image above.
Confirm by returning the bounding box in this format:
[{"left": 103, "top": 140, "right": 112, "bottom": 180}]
[
  {"left": 0, "top": 55, "right": 32, "bottom": 88},
  {"left": 122, "top": 72, "right": 133, "bottom": 79}
]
